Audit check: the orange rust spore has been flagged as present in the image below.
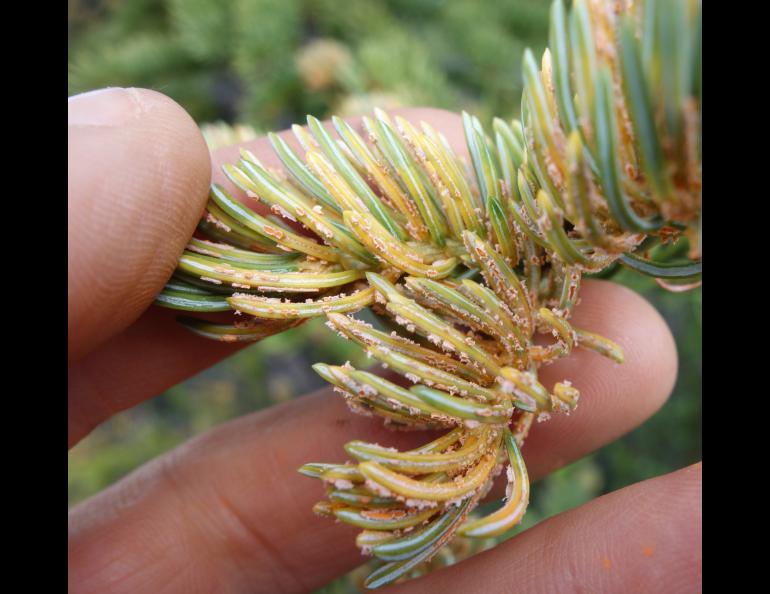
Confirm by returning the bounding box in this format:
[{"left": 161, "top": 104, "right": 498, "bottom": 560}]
[{"left": 360, "top": 509, "right": 407, "bottom": 520}]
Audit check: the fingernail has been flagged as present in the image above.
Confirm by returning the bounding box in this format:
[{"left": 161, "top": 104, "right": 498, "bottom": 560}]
[{"left": 68, "top": 87, "right": 146, "bottom": 127}]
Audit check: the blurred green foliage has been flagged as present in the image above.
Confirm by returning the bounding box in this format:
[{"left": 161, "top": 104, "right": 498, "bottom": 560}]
[
  {"left": 68, "top": 1, "right": 701, "bottom": 591},
  {"left": 69, "top": 0, "right": 550, "bottom": 126}
]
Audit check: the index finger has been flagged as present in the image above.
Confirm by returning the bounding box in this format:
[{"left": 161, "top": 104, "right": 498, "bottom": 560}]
[{"left": 69, "top": 279, "right": 678, "bottom": 594}]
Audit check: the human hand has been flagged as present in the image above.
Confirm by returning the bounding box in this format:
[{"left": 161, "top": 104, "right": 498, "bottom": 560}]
[{"left": 68, "top": 87, "right": 702, "bottom": 593}]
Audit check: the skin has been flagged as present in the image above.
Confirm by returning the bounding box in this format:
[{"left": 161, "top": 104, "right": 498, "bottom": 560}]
[{"left": 68, "top": 88, "right": 702, "bottom": 593}]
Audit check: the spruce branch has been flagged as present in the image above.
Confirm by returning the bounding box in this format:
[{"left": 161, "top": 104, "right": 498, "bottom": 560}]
[{"left": 156, "top": 0, "right": 701, "bottom": 587}]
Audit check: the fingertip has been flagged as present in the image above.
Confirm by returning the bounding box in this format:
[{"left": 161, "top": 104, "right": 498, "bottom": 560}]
[
  {"left": 391, "top": 107, "right": 466, "bottom": 155},
  {"left": 208, "top": 106, "right": 467, "bottom": 227},
  {"left": 69, "top": 87, "right": 211, "bottom": 361},
  {"left": 391, "top": 463, "right": 701, "bottom": 594},
  {"left": 391, "top": 106, "right": 462, "bottom": 126},
  {"left": 572, "top": 279, "right": 678, "bottom": 414},
  {"left": 526, "top": 279, "right": 678, "bottom": 478}
]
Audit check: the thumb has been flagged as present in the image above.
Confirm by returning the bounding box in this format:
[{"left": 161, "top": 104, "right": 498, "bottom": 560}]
[{"left": 68, "top": 88, "right": 211, "bottom": 363}]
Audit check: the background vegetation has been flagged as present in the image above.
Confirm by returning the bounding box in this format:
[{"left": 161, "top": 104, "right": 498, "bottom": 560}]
[{"left": 68, "top": 1, "right": 702, "bottom": 591}]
